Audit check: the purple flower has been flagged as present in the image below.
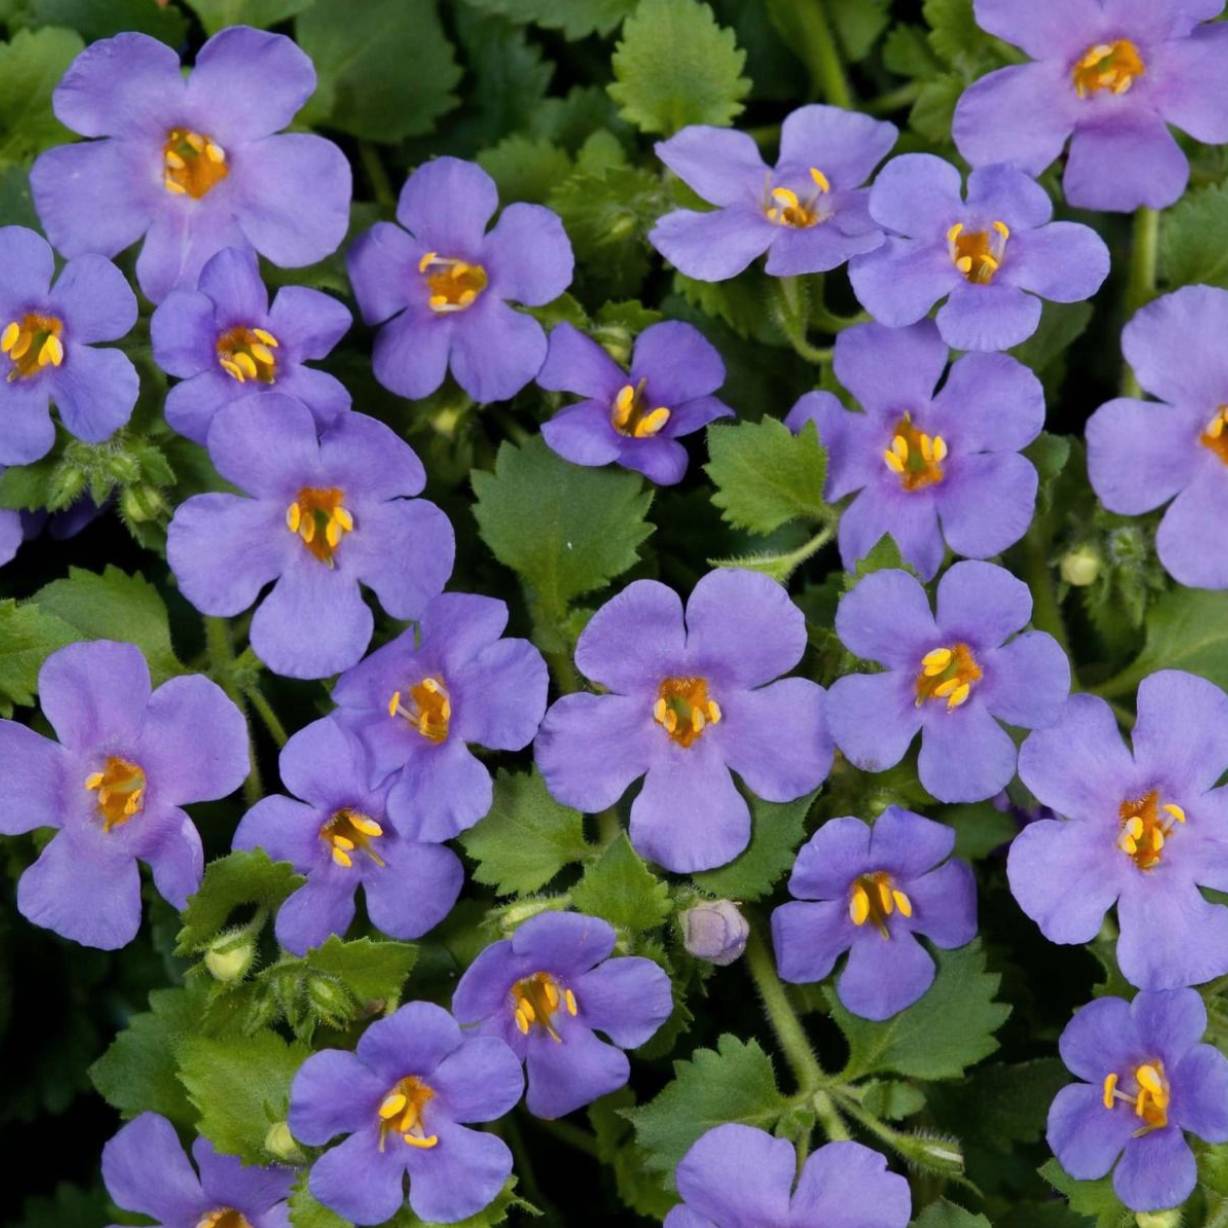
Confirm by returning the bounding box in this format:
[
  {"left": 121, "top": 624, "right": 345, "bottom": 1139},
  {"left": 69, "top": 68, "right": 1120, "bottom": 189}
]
[
  {"left": 0, "top": 226, "right": 138, "bottom": 465},
  {"left": 103, "top": 1112, "right": 294, "bottom": 1228},
  {"left": 331, "top": 592, "right": 548, "bottom": 841},
  {"left": 167, "top": 394, "right": 454, "bottom": 680},
  {"left": 289, "top": 1001, "right": 523, "bottom": 1225},
  {"left": 828, "top": 563, "right": 1071, "bottom": 803},
  {"left": 152, "top": 246, "right": 350, "bottom": 445},
  {"left": 954, "top": 0, "right": 1228, "bottom": 213},
  {"left": 0, "top": 503, "right": 19, "bottom": 568},
  {"left": 31, "top": 28, "right": 351, "bottom": 304},
  {"left": 787, "top": 320, "right": 1043, "bottom": 579},
  {"left": 681, "top": 899, "right": 750, "bottom": 967},
  {"left": 233, "top": 717, "right": 463, "bottom": 955},
  {"left": 1087, "top": 286, "right": 1228, "bottom": 589},
  {"left": 535, "top": 569, "right": 833, "bottom": 873},
  {"left": 451, "top": 911, "right": 672, "bottom": 1119},
  {"left": 664, "top": 1124, "right": 911, "bottom": 1228},
  {"left": 0, "top": 640, "right": 248, "bottom": 949},
  {"left": 650, "top": 104, "right": 897, "bottom": 282},
  {"left": 1048, "top": 989, "right": 1228, "bottom": 1212},
  {"left": 772, "top": 807, "right": 976, "bottom": 1020},
  {"left": 848, "top": 158, "right": 1109, "bottom": 352},
  {"left": 348, "top": 157, "right": 573, "bottom": 405},
  {"left": 1009, "top": 670, "right": 1228, "bottom": 989},
  {"left": 537, "top": 320, "right": 733, "bottom": 486}
]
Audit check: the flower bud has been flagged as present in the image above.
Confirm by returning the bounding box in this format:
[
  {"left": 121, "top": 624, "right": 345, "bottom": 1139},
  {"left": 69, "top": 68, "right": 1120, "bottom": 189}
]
[
  {"left": 1060, "top": 544, "right": 1101, "bottom": 587},
  {"left": 264, "top": 1121, "right": 303, "bottom": 1162},
  {"left": 681, "top": 900, "right": 749, "bottom": 966},
  {"left": 203, "top": 932, "right": 255, "bottom": 983},
  {"left": 120, "top": 483, "right": 168, "bottom": 524},
  {"left": 1135, "top": 1213, "right": 1182, "bottom": 1228}
]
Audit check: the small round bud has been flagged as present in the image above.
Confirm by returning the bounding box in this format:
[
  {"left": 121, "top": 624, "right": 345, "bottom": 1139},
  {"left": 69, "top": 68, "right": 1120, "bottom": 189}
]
[
  {"left": 204, "top": 933, "right": 255, "bottom": 983},
  {"left": 1060, "top": 544, "right": 1101, "bottom": 587},
  {"left": 121, "top": 483, "right": 168, "bottom": 524},
  {"left": 681, "top": 900, "right": 750, "bottom": 966},
  {"left": 307, "top": 974, "right": 354, "bottom": 1022},
  {"left": 1135, "top": 1213, "right": 1182, "bottom": 1228},
  {"left": 264, "top": 1121, "right": 303, "bottom": 1162}
]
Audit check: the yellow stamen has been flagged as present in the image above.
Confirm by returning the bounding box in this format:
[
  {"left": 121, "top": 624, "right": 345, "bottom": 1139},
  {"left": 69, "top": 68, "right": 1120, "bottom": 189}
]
[
  {"left": 634, "top": 407, "right": 671, "bottom": 438},
  {"left": 379, "top": 1093, "right": 408, "bottom": 1119},
  {"left": 512, "top": 972, "right": 571, "bottom": 1042},
  {"left": 565, "top": 989, "right": 578, "bottom": 1016},
  {"left": 654, "top": 676, "right": 718, "bottom": 748},
  {"left": 217, "top": 325, "right": 278, "bottom": 384},
  {"left": 707, "top": 700, "right": 722, "bottom": 724},
  {"left": 86, "top": 757, "right": 147, "bottom": 832},
  {"left": 402, "top": 1134, "right": 438, "bottom": 1149},
  {"left": 1073, "top": 39, "right": 1145, "bottom": 99},
  {"left": 377, "top": 1076, "right": 438, "bottom": 1151},
  {"left": 915, "top": 642, "right": 982, "bottom": 710},
  {"left": 849, "top": 871, "right": 905, "bottom": 938},
  {"left": 420, "top": 253, "right": 488, "bottom": 313},
  {"left": 253, "top": 328, "right": 279, "bottom": 348},
  {"left": 849, "top": 883, "right": 870, "bottom": 926},
  {"left": 892, "top": 889, "right": 913, "bottom": 917},
  {"left": 882, "top": 413, "right": 947, "bottom": 492},
  {"left": 388, "top": 676, "right": 452, "bottom": 742},
  {"left": 4, "top": 313, "right": 65, "bottom": 383},
  {"left": 809, "top": 167, "right": 830, "bottom": 193},
  {"left": 321, "top": 808, "right": 385, "bottom": 869},
  {"left": 163, "top": 127, "right": 229, "bottom": 198},
  {"left": 1103, "top": 1072, "right": 1118, "bottom": 1109},
  {"left": 0, "top": 322, "right": 18, "bottom": 352},
  {"left": 1118, "top": 791, "right": 1183, "bottom": 870},
  {"left": 286, "top": 487, "right": 352, "bottom": 565},
  {"left": 1163, "top": 803, "right": 1186, "bottom": 823},
  {"left": 948, "top": 221, "right": 1009, "bottom": 285}
]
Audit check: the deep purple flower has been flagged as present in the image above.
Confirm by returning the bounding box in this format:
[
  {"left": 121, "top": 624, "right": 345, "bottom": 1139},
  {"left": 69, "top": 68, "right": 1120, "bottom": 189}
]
[
  {"left": 452, "top": 911, "right": 672, "bottom": 1119},
  {"left": 167, "top": 394, "right": 454, "bottom": 680},
  {"left": 772, "top": 808, "right": 976, "bottom": 1020},
  {"left": 848, "top": 158, "right": 1109, "bottom": 352},
  {"left": 535, "top": 569, "right": 832, "bottom": 873},
  {"left": 348, "top": 157, "right": 573, "bottom": 405},
  {"left": 233, "top": 717, "right": 462, "bottom": 955},
  {"left": 331, "top": 592, "right": 548, "bottom": 841},
  {"left": 103, "top": 1112, "right": 294, "bottom": 1228},
  {"left": 787, "top": 321, "right": 1043, "bottom": 579},
  {"left": 1010, "top": 670, "right": 1228, "bottom": 989},
  {"left": 0, "top": 503, "right": 19, "bottom": 567},
  {"left": 31, "top": 28, "right": 351, "bottom": 303},
  {"left": 537, "top": 320, "right": 733, "bottom": 485},
  {"left": 1087, "top": 286, "right": 1228, "bottom": 589},
  {"left": 954, "top": 0, "right": 1228, "bottom": 212},
  {"left": 681, "top": 899, "right": 749, "bottom": 967},
  {"left": 828, "top": 563, "right": 1071, "bottom": 803},
  {"left": 1048, "top": 989, "right": 1228, "bottom": 1211},
  {"left": 290, "top": 1001, "right": 523, "bottom": 1225},
  {"left": 152, "top": 246, "right": 350, "bottom": 445},
  {"left": 665, "top": 1124, "right": 911, "bottom": 1228},
  {"left": 0, "top": 640, "right": 248, "bottom": 949},
  {"left": 650, "top": 105, "right": 897, "bottom": 281},
  {"left": 0, "top": 226, "right": 138, "bottom": 465}
]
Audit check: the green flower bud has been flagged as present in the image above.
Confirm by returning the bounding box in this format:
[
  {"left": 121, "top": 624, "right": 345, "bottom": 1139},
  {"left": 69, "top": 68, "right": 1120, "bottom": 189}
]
[
  {"left": 203, "top": 931, "right": 255, "bottom": 983},
  {"left": 1060, "top": 544, "right": 1102, "bottom": 587},
  {"left": 121, "top": 483, "right": 169, "bottom": 524},
  {"left": 1135, "top": 1212, "right": 1182, "bottom": 1228},
  {"left": 264, "top": 1121, "right": 303, "bottom": 1162}
]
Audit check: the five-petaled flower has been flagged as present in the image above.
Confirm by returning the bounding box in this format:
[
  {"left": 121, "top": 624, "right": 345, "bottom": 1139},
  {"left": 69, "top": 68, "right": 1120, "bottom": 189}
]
[
  {"left": 0, "top": 640, "right": 248, "bottom": 950},
  {"left": 167, "top": 393, "right": 455, "bottom": 680},
  {"left": 452, "top": 911, "right": 672, "bottom": 1119}
]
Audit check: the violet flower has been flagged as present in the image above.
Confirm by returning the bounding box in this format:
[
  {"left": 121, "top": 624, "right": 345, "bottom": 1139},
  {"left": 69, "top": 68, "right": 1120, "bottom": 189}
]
[
  {"left": 0, "top": 503, "right": 19, "bottom": 568},
  {"left": 681, "top": 899, "right": 750, "bottom": 967}
]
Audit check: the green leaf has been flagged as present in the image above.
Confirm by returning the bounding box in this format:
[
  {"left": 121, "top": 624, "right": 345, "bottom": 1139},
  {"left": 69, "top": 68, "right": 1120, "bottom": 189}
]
[
  {"left": 299, "top": 934, "right": 418, "bottom": 1008},
  {"left": 883, "top": 24, "right": 941, "bottom": 77},
  {"left": 571, "top": 833, "right": 672, "bottom": 934},
  {"left": 589, "top": 1089, "right": 676, "bottom": 1218},
  {"left": 1010, "top": 303, "right": 1094, "bottom": 379},
  {"left": 288, "top": 1177, "right": 349, "bottom": 1228},
  {"left": 939, "top": 802, "right": 1016, "bottom": 861},
  {"left": 859, "top": 1079, "right": 926, "bottom": 1121},
  {"left": 923, "top": 0, "right": 987, "bottom": 69},
  {"left": 0, "top": 164, "right": 38, "bottom": 229},
  {"left": 177, "top": 851, "right": 305, "bottom": 955},
  {"left": 848, "top": 533, "right": 909, "bottom": 585},
  {"left": 609, "top": 0, "right": 750, "bottom": 135},
  {"left": 461, "top": 0, "right": 635, "bottom": 39},
  {"left": 1160, "top": 179, "right": 1228, "bottom": 291},
  {"left": 1039, "top": 1159, "right": 1133, "bottom": 1228},
  {"left": 183, "top": 0, "right": 315, "bottom": 36},
  {"left": 829, "top": 0, "right": 889, "bottom": 61},
  {"left": 909, "top": 73, "right": 963, "bottom": 142},
  {"left": 693, "top": 790, "right": 816, "bottom": 901},
  {"left": 705, "top": 419, "right": 829, "bottom": 535},
  {"left": 460, "top": 769, "right": 591, "bottom": 896},
  {"left": 14, "top": 1184, "right": 108, "bottom": 1228},
  {"left": 389, "top": 1177, "right": 537, "bottom": 1227},
  {"left": 476, "top": 135, "right": 571, "bottom": 204},
  {"left": 0, "top": 599, "right": 76, "bottom": 717},
  {"left": 30, "top": 0, "right": 187, "bottom": 41},
  {"left": 0, "top": 26, "right": 83, "bottom": 166},
  {"left": 1111, "top": 586, "right": 1228, "bottom": 696},
  {"left": 624, "top": 1034, "right": 788, "bottom": 1182},
  {"left": 829, "top": 941, "right": 1010, "bottom": 1080},
  {"left": 926, "top": 1058, "right": 1068, "bottom": 1152},
  {"left": 913, "top": 1200, "right": 992, "bottom": 1228}
]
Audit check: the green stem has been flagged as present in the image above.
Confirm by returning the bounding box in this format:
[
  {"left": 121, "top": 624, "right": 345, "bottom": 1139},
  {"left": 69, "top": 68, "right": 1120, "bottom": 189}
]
[
  {"left": 1090, "top": 660, "right": 1147, "bottom": 703},
  {"left": 204, "top": 616, "right": 262, "bottom": 806},
  {"left": 775, "top": 0, "right": 852, "bottom": 107},
  {"left": 1020, "top": 524, "right": 1071, "bottom": 660},
  {"left": 359, "top": 142, "right": 395, "bottom": 211},
  {"left": 864, "top": 82, "right": 923, "bottom": 115},
  {"left": 774, "top": 277, "right": 833, "bottom": 365},
  {"left": 245, "top": 684, "right": 289, "bottom": 749},
  {"left": 529, "top": 1115, "right": 600, "bottom": 1158},
  {"left": 1121, "top": 207, "right": 1160, "bottom": 396}
]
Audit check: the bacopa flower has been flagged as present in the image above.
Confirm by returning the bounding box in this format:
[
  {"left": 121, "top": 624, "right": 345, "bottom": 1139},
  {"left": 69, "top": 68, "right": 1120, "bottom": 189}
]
[
  {"left": 537, "top": 320, "right": 733, "bottom": 485},
  {"left": 772, "top": 807, "right": 976, "bottom": 1020},
  {"left": 167, "top": 393, "right": 454, "bottom": 680},
  {"left": 1009, "top": 670, "right": 1228, "bottom": 989},
  {"left": 828, "top": 563, "right": 1070, "bottom": 803},
  {"left": 1088, "top": 286, "right": 1228, "bottom": 589},
  {"left": 665, "top": 1124, "right": 911, "bottom": 1228},
  {"left": 31, "top": 27, "right": 351, "bottom": 303},
  {"left": 290, "top": 1001, "right": 523, "bottom": 1225},
  {"left": 535, "top": 568, "right": 832, "bottom": 873},
  {"left": 649, "top": 104, "right": 897, "bottom": 281},
  {"left": 787, "top": 320, "right": 1043, "bottom": 579},
  {"left": 103, "top": 1112, "right": 294, "bottom": 1228},
  {"left": 0, "top": 640, "right": 248, "bottom": 949},
  {"left": 0, "top": 503, "right": 19, "bottom": 568},
  {"left": 0, "top": 226, "right": 138, "bottom": 466},
  {"left": 152, "top": 245, "right": 351, "bottom": 445},
  {"left": 233, "top": 717, "right": 463, "bottom": 955},
  {"left": 452, "top": 911, "right": 672, "bottom": 1119},
  {"left": 681, "top": 899, "right": 750, "bottom": 967},
  {"left": 953, "top": 0, "right": 1228, "bottom": 212},
  {"left": 848, "top": 158, "right": 1109, "bottom": 352},
  {"left": 348, "top": 157, "right": 573, "bottom": 405},
  {"left": 1048, "top": 989, "right": 1228, "bottom": 1211}
]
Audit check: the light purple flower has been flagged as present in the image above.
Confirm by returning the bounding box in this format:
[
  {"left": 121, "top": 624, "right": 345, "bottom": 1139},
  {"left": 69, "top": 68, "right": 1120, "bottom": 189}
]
[
  {"left": 954, "top": 0, "right": 1228, "bottom": 213},
  {"left": 331, "top": 592, "right": 548, "bottom": 841},
  {"left": 650, "top": 104, "right": 897, "bottom": 282},
  {"left": 787, "top": 320, "right": 1044, "bottom": 579},
  {"left": 1010, "top": 670, "right": 1228, "bottom": 989},
  {"left": 348, "top": 157, "right": 573, "bottom": 405},
  {"left": 681, "top": 899, "right": 749, "bottom": 967},
  {"left": 1088, "top": 286, "right": 1228, "bottom": 589},
  {"left": 152, "top": 246, "right": 350, "bottom": 445},
  {"left": 232, "top": 717, "right": 463, "bottom": 955},
  {"left": 848, "top": 158, "right": 1109, "bottom": 352},
  {"left": 828, "top": 562, "right": 1071, "bottom": 803},
  {"left": 167, "top": 393, "right": 454, "bottom": 680},
  {"left": 0, "top": 502, "right": 19, "bottom": 568},
  {"left": 451, "top": 911, "right": 672, "bottom": 1119},
  {"left": 0, "top": 226, "right": 138, "bottom": 465},
  {"left": 665, "top": 1124, "right": 911, "bottom": 1228},
  {"left": 31, "top": 28, "right": 351, "bottom": 304},
  {"left": 1048, "top": 989, "right": 1228, "bottom": 1212},
  {"left": 0, "top": 640, "right": 248, "bottom": 949},
  {"left": 537, "top": 320, "right": 733, "bottom": 485},
  {"left": 535, "top": 569, "right": 833, "bottom": 874},
  {"left": 103, "top": 1112, "right": 294, "bottom": 1228},
  {"left": 772, "top": 808, "right": 976, "bottom": 1021},
  {"left": 290, "top": 1001, "right": 523, "bottom": 1225}
]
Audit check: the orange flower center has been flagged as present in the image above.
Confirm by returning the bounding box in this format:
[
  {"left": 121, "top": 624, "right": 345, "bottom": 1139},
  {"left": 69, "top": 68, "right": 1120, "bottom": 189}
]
[
  {"left": 388, "top": 676, "right": 452, "bottom": 742},
  {"left": 1073, "top": 40, "right": 1145, "bottom": 99},
  {"left": 195, "top": 1211, "right": 253, "bottom": 1228},
  {"left": 1102, "top": 1061, "right": 1169, "bottom": 1130},
  {"left": 1, "top": 313, "right": 64, "bottom": 382},
  {"left": 217, "top": 325, "right": 279, "bottom": 385},
  {"left": 1200, "top": 406, "right": 1228, "bottom": 464},
  {"left": 764, "top": 167, "right": 831, "bottom": 228},
  {"left": 882, "top": 413, "right": 948, "bottom": 492},
  {"left": 319, "top": 808, "right": 385, "bottom": 870},
  {"left": 1117, "top": 790, "right": 1185, "bottom": 870},
  {"left": 284, "top": 487, "right": 353, "bottom": 565},
  {"left": 511, "top": 971, "right": 578, "bottom": 1041},
  {"left": 85, "top": 756, "right": 147, "bottom": 833},
  {"left": 849, "top": 870, "right": 913, "bottom": 937},
  {"left": 377, "top": 1076, "right": 438, "bottom": 1151},
  {"left": 947, "top": 221, "right": 1010, "bottom": 285},
  {"left": 163, "top": 128, "right": 229, "bottom": 199},
  {"left": 653, "top": 676, "right": 722, "bottom": 748},
  {"left": 611, "top": 380, "right": 671, "bottom": 439},
  {"left": 418, "top": 252, "right": 487, "bottom": 313},
  {"left": 915, "top": 643, "right": 982, "bottom": 711}
]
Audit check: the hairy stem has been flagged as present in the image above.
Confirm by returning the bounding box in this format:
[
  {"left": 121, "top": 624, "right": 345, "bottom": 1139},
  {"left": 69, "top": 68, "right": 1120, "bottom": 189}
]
[
  {"left": 1121, "top": 206, "right": 1160, "bottom": 396},
  {"left": 245, "top": 684, "right": 290, "bottom": 750},
  {"left": 359, "top": 141, "right": 395, "bottom": 211}
]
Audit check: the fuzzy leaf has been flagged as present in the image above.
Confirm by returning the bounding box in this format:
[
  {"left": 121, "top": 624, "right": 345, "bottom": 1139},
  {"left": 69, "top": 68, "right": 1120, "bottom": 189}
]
[
  {"left": 926, "top": 1059, "right": 1068, "bottom": 1152},
  {"left": 0, "top": 599, "right": 77, "bottom": 717},
  {"left": 298, "top": 935, "right": 418, "bottom": 1008},
  {"left": 1109, "top": 587, "right": 1228, "bottom": 695},
  {"left": 183, "top": 0, "right": 315, "bottom": 35},
  {"left": 288, "top": 1178, "right": 348, "bottom": 1228},
  {"left": 0, "top": 26, "right": 84, "bottom": 166},
  {"left": 1039, "top": 1159, "right": 1133, "bottom": 1228},
  {"left": 32, "top": 0, "right": 187, "bottom": 41},
  {"left": 389, "top": 1178, "right": 536, "bottom": 1227},
  {"left": 913, "top": 1201, "right": 992, "bottom": 1228},
  {"left": 693, "top": 791, "right": 816, "bottom": 901},
  {"left": 176, "top": 851, "right": 305, "bottom": 955},
  {"left": 462, "top": 0, "right": 636, "bottom": 39},
  {"left": 571, "top": 833, "right": 672, "bottom": 934},
  {"left": 477, "top": 135, "right": 572, "bottom": 204},
  {"left": 1160, "top": 179, "right": 1228, "bottom": 291}
]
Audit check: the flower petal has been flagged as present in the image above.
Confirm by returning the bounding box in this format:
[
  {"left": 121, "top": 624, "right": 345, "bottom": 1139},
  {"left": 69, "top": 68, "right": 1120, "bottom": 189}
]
[
  {"left": 649, "top": 207, "right": 775, "bottom": 282},
  {"left": 386, "top": 738, "right": 492, "bottom": 841},
  {"left": 52, "top": 345, "right": 139, "bottom": 443},
  {"left": 1064, "top": 114, "right": 1189, "bottom": 213},
  {"left": 572, "top": 956, "right": 673, "bottom": 1048},
  {"left": 373, "top": 308, "right": 452, "bottom": 400},
  {"left": 537, "top": 322, "right": 624, "bottom": 400},
  {"left": 632, "top": 320, "right": 725, "bottom": 403},
  {"left": 1001, "top": 222, "right": 1110, "bottom": 304},
  {"left": 1113, "top": 1128, "right": 1197, "bottom": 1213},
  {"left": 396, "top": 157, "right": 499, "bottom": 254},
  {"left": 1156, "top": 467, "right": 1228, "bottom": 588},
  {"left": 654, "top": 127, "right": 767, "bottom": 206},
  {"left": 935, "top": 559, "right": 1031, "bottom": 648},
  {"left": 849, "top": 238, "right": 955, "bottom": 328},
  {"left": 1132, "top": 669, "right": 1228, "bottom": 795},
  {"left": 1047, "top": 1084, "right": 1135, "bottom": 1181},
  {"left": 918, "top": 701, "right": 1017, "bottom": 802},
  {"left": 778, "top": 105, "right": 898, "bottom": 187},
  {"left": 39, "top": 639, "right": 150, "bottom": 751},
  {"left": 53, "top": 32, "right": 184, "bottom": 138},
  {"left": 832, "top": 319, "right": 947, "bottom": 417},
  {"left": 451, "top": 637, "right": 548, "bottom": 751},
  {"left": 936, "top": 281, "right": 1042, "bottom": 352},
  {"left": 484, "top": 203, "right": 573, "bottom": 306},
  {"left": 575, "top": 579, "right": 685, "bottom": 692},
  {"left": 674, "top": 1124, "right": 795, "bottom": 1226},
  {"left": 937, "top": 451, "right": 1038, "bottom": 560},
  {"left": 772, "top": 899, "right": 853, "bottom": 983},
  {"left": 142, "top": 806, "right": 204, "bottom": 909},
  {"left": 838, "top": 927, "right": 935, "bottom": 1020},
  {"left": 978, "top": 632, "right": 1071, "bottom": 730},
  {"left": 346, "top": 499, "right": 455, "bottom": 623},
  {"left": 347, "top": 221, "right": 422, "bottom": 326},
  {"left": 1148, "top": 23, "right": 1228, "bottom": 143},
  {"left": 0, "top": 721, "right": 67, "bottom": 834},
  {"left": 1172, "top": 1044, "right": 1228, "bottom": 1140},
  {"left": 836, "top": 567, "right": 938, "bottom": 669},
  {"left": 791, "top": 1141, "right": 912, "bottom": 1226},
  {"left": 428, "top": 1036, "right": 523, "bottom": 1124},
  {"left": 826, "top": 670, "right": 921, "bottom": 775},
  {"left": 101, "top": 1112, "right": 202, "bottom": 1222},
  {"left": 449, "top": 299, "right": 547, "bottom": 403},
  {"left": 308, "top": 1125, "right": 405, "bottom": 1227},
  {"left": 363, "top": 841, "right": 463, "bottom": 941},
  {"left": 970, "top": 0, "right": 1102, "bottom": 59},
  {"left": 1117, "top": 876, "right": 1228, "bottom": 989},
  {"left": 524, "top": 1022, "right": 628, "bottom": 1119},
  {"left": 1059, "top": 995, "right": 1136, "bottom": 1082}
]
